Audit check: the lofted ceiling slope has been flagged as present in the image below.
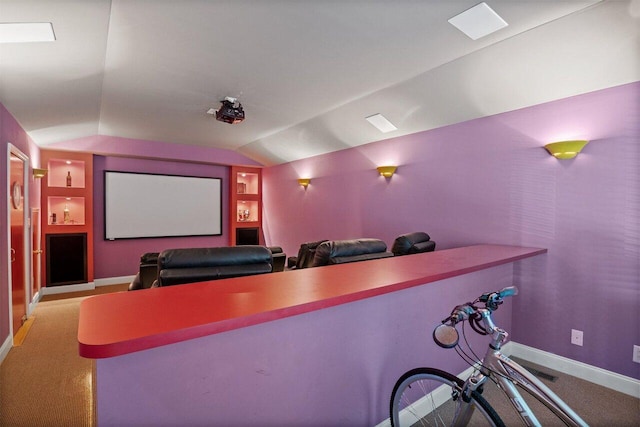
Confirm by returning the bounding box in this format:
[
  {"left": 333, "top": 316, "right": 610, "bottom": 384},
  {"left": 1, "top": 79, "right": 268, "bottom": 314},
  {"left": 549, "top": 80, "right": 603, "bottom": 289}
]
[{"left": 0, "top": 0, "right": 638, "bottom": 166}]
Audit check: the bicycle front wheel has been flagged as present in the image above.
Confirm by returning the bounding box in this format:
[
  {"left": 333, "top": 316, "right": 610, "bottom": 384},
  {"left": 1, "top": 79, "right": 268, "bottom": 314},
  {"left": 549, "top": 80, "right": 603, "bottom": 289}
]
[{"left": 390, "top": 367, "right": 504, "bottom": 427}]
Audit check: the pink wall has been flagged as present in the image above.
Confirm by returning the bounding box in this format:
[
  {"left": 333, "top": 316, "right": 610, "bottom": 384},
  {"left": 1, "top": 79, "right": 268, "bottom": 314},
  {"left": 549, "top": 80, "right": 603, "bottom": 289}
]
[
  {"left": 262, "top": 82, "right": 640, "bottom": 379},
  {"left": 1, "top": 104, "right": 41, "bottom": 342}
]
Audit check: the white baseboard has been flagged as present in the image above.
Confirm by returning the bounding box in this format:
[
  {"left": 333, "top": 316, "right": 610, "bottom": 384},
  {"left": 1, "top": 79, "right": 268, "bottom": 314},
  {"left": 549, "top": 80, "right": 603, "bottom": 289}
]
[
  {"left": 375, "top": 341, "right": 639, "bottom": 427},
  {"left": 95, "top": 275, "right": 135, "bottom": 287},
  {"left": 0, "top": 334, "right": 12, "bottom": 365},
  {"left": 506, "top": 341, "right": 640, "bottom": 399},
  {"left": 38, "top": 276, "right": 133, "bottom": 296},
  {"left": 27, "top": 290, "right": 42, "bottom": 316},
  {"left": 40, "top": 282, "right": 95, "bottom": 295}
]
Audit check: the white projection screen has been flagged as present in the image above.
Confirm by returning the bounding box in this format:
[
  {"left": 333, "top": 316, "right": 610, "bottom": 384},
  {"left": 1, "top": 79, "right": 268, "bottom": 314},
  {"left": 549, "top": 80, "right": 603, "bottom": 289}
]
[{"left": 104, "top": 171, "right": 222, "bottom": 240}]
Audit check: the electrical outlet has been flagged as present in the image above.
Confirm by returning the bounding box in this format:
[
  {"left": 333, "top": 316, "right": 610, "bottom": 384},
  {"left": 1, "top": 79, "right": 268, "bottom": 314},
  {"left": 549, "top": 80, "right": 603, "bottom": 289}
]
[
  {"left": 633, "top": 345, "right": 640, "bottom": 363},
  {"left": 571, "top": 329, "right": 583, "bottom": 346}
]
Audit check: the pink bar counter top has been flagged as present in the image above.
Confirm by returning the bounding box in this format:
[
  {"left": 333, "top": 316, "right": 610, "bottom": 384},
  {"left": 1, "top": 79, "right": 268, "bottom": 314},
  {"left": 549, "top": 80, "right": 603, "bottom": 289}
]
[{"left": 78, "top": 244, "right": 546, "bottom": 358}]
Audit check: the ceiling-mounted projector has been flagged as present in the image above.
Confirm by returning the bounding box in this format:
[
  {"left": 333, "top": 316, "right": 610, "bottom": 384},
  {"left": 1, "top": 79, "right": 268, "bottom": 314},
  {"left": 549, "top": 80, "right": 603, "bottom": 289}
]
[{"left": 210, "top": 97, "right": 245, "bottom": 124}]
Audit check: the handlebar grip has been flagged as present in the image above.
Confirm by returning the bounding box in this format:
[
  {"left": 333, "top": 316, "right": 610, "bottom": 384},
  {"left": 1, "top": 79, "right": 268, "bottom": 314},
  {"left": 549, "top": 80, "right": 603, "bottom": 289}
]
[{"left": 499, "top": 286, "right": 518, "bottom": 298}]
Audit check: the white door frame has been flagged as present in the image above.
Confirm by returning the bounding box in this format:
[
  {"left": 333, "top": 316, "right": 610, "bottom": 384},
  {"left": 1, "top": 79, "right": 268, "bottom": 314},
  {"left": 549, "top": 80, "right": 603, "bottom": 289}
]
[
  {"left": 6, "top": 143, "right": 31, "bottom": 341},
  {"left": 28, "top": 208, "right": 42, "bottom": 315}
]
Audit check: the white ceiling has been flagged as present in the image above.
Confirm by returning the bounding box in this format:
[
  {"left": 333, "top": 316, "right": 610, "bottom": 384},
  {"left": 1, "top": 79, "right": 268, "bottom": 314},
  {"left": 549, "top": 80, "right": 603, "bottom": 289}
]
[{"left": 0, "top": 1, "right": 638, "bottom": 166}]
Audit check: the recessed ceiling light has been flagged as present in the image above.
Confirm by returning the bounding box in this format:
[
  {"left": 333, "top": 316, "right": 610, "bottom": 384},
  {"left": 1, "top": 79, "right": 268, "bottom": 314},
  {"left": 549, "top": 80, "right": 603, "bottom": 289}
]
[
  {"left": 366, "top": 113, "right": 398, "bottom": 133},
  {"left": 0, "top": 22, "right": 56, "bottom": 43},
  {"left": 448, "top": 2, "right": 508, "bottom": 41}
]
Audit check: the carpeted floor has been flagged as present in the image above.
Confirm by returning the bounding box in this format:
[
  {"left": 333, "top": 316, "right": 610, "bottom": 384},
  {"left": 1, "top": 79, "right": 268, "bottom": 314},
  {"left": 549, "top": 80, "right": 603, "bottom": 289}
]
[
  {"left": 1, "top": 297, "right": 95, "bottom": 427},
  {"left": 479, "top": 357, "right": 640, "bottom": 426},
  {"left": 0, "top": 284, "right": 128, "bottom": 427}
]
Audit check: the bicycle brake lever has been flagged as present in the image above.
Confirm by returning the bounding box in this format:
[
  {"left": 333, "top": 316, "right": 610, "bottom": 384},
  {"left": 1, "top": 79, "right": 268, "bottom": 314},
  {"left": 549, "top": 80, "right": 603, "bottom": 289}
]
[{"left": 449, "top": 304, "right": 475, "bottom": 323}]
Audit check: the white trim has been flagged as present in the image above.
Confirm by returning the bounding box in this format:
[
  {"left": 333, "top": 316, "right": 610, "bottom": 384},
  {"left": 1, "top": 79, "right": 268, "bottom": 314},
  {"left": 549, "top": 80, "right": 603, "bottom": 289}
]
[
  {"left": 6, "top": 143, "right": 31, "bottom": 344},
  {"left": 0, "top": 334, "right": 12, "bottom": 365},
  {"left": 27, "top": 290, "right": 42, "bottom": 314},
  {"left": 507, "top": 342, "right": 640, "bottom": 399},
  {"left": 375, "top": 341, "right": 639, "bottom": 427},
  {"left": 37, "top": 276, "right": 133, "bottom": 296},
  {"left": 5, "top": 145, "right": 11, "bottom": 343},
  {"left": 95, "top": 275, "right": 135, "bottom": 287},
  {"left": 40, "top": 282, "right": 95, "bottom": 295},
  {"left": 27, "top": 207, "right": 42, "bottom": 317}
]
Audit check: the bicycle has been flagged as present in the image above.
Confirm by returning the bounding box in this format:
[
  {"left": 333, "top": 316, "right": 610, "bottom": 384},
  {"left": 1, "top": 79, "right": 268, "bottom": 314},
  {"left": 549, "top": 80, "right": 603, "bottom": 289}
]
[{"left": 389, "top": 286, "right": 589, "bottom": 427}]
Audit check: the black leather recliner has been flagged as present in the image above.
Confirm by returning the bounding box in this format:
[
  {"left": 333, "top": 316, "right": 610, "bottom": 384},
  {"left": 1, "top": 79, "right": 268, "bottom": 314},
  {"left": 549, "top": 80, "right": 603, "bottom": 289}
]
[
  {"left": 268, "top": 246, "right": 286, "bottom": 272},
  {"left": 128, "top": 252, "right": 160, "bottom": 291},
  {"left": 391, "top": 232, "right": 436, "bottom": 256},
  {"left": 311, "top": 238, "right": 393, "bottom": 267},
  {"left": 154, "top": 246, "right": 273, "bottom": 287},
  {"left": 287, "top": 239, "right": 328, "bottom": 269}
]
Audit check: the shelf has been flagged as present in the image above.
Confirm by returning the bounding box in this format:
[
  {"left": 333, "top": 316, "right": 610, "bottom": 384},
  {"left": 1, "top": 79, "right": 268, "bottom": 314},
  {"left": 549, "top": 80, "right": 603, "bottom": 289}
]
[
  {"left": 47, "top": 158, "right": 86, "bottom": 189},
  {"left": 40, "top": 149, "right": 95, "bottom": 286},
  {"left": 237, "top": 200, "right": 259, "bottom": 223},
  {"left": 47, "top": 197, "right": 85, "bottom": 225},
  {"left": 236, "top": 172, "right": 259, "bottom": 195},
  {"left": 230, "top": 166, "right": 262, "bottom": 246}
]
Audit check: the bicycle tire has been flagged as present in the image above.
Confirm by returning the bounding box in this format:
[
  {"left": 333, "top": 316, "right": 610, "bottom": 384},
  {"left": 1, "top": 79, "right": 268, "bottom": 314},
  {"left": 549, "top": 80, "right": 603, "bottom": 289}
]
[{"left": 390, "top": 367, "right": 505, "bottom": 427}]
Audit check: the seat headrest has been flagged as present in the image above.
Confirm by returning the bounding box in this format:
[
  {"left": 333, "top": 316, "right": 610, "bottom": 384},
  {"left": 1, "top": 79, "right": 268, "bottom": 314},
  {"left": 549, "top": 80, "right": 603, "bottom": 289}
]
[
  {"left": 158, "top": 246, "right": 272, "bottom": 269},
  {"left": 296, "top": 240, "right": 329, "bottom": 269},
  {"left": 313, "top": 238, "right": 388, "bottom": 266},
  {"left": 140, "top": 252, "right": 160, "bottom": 264},
  {"left": 392, "top": 232, "right": 432, "bottom": 256}
]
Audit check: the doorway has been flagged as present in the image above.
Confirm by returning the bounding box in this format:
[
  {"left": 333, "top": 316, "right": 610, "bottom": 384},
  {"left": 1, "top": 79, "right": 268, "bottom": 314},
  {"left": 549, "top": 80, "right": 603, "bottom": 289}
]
[{"left": 8, "top": 144, "right": 30, "bottom": 339}]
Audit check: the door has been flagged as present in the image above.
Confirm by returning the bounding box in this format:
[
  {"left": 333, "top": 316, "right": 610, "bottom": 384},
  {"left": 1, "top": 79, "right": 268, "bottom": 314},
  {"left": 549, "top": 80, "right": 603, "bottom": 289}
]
[{"left": 9, "top": 146, "right": 29, "bottom": 337}]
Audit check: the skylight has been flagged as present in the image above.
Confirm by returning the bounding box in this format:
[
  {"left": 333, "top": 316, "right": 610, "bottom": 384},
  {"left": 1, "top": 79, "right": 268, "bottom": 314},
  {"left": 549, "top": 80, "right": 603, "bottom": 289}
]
[
  {"left": 0, "top": 22, "right": 56, "bottom": 43},
  {"left": 366, "top": 113, "right": 398, "bottom": 133},
  {"left": 448, "top": 2, "right": 508, "bottom": 40}
]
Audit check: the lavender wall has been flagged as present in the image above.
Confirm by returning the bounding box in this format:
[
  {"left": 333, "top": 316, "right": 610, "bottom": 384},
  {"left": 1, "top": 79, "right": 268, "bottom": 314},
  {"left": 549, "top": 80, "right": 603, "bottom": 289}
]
[
  {"left": 93, "top": 155, "right": 231, "bottom": 279},
  {"left": 0, "top": 103, "right": 41, "bottom": 341},
  {"left": 262, "top": 82, "right": 640, "bottom": 379}
]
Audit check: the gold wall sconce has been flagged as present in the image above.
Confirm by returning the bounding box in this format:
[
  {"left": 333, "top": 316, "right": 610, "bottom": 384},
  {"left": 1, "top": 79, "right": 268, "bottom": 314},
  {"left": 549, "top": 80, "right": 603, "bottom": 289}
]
[
  {"left": 297, "top": 178, "right": 311, "bottom": 189},
  {"left": 544, "top": 140, "right": 589, "bottom": 159},
  {"left": 377, "top": 166, "right": 397, "bottom": 178},
  {"left": 33, "top": 168, "right": 48, "bottom": 178}
]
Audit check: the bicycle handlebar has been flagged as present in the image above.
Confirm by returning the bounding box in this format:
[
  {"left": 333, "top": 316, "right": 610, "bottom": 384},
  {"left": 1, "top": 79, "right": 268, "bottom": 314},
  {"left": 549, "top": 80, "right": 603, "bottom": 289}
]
[
  {"left": 434, "top": 286, "right": 518, "bottom": 348},
  {"left": 444, "top": 286, "right": 518, "bottom": 325}
]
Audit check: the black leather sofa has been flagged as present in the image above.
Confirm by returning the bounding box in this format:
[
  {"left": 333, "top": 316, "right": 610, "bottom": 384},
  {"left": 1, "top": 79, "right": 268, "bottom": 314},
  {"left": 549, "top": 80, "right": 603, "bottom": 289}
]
[
  {"left": 391, "top": 232, "right": 436, "bottom": 256},
  {"left": 154, "top": 246, "right": 273, "bottom": 287},
  {"left": 128, "top": 252, "right": 160, "bottom": 291},
  {"left": 287, "top": 239, "right": 328, "bottom": 269},
  {"left": 311, "top": 238, "right": 393, "bottom": 267}
]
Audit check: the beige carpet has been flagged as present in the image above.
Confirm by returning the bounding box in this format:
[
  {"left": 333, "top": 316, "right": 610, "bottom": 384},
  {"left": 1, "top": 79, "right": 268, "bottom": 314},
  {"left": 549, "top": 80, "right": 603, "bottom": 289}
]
[
  {"left": 0, "top": 284, "right": 127, "bottom": 427},
  {"left": 471, "top": 357, "right": 640, "bottom": 426},
  {"left": 0, "top": 297, "right": 94, "bottom": 427}
]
